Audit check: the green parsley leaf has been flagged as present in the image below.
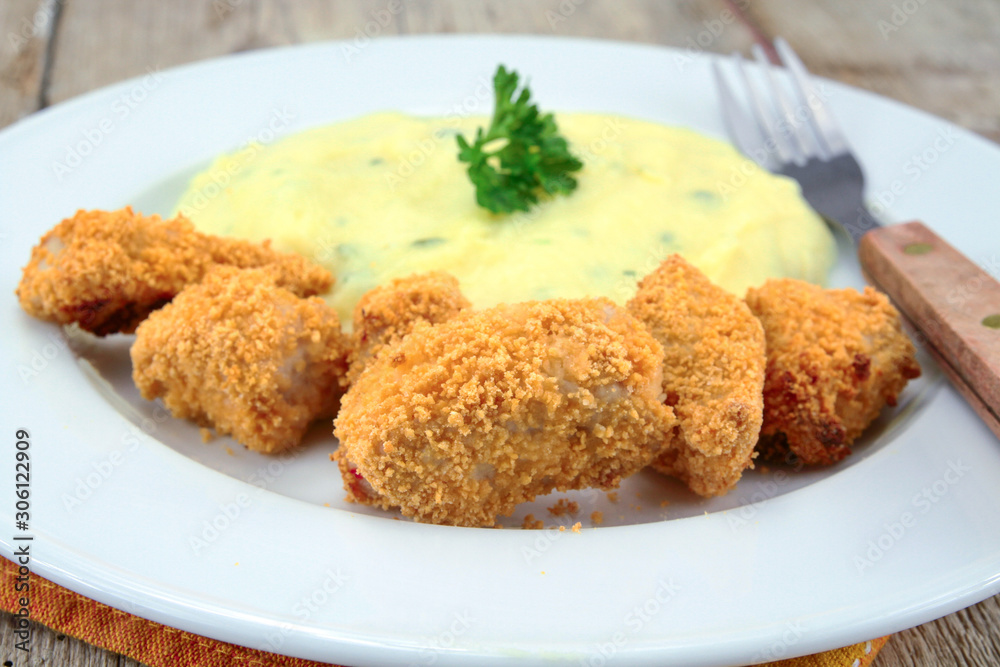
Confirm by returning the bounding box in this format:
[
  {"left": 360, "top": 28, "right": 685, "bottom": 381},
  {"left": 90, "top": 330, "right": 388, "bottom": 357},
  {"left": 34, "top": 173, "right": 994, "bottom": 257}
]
[{"left": 457, "top": 65, "right": 583, "bottom": 214}]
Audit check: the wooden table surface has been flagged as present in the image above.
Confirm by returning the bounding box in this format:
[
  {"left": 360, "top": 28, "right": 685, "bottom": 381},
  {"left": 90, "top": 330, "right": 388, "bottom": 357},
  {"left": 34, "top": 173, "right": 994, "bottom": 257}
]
[{"left": 2, "top": 1, "right": 998, "bottom": 665}]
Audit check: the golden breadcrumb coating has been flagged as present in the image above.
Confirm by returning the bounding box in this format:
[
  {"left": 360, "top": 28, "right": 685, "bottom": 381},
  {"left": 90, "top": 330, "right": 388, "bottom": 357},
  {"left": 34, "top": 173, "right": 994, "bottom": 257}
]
[
  {"left": 131, "top": 266, "right": 348, "bottom": 454},
  {"left": 627, "top": 255, "right": 766, "bottom": 497},
  {"left": 745, "top": 279, "right": 921, "bottom": 466},
  {"left": 16, "top": 207, "right": 332, "bottom": 335},
  {"left": 334, "top": 298, "right": 676, "bottom": 527},
  {"left": 347, "top": 271, "right": 470, "bottom": 384}
]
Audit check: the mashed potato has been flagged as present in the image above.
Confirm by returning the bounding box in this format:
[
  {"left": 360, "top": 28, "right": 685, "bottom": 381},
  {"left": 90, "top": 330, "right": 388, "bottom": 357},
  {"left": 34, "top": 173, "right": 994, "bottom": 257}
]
[{"left": 176, "top": 112, "right": 835, "bottom": 325}]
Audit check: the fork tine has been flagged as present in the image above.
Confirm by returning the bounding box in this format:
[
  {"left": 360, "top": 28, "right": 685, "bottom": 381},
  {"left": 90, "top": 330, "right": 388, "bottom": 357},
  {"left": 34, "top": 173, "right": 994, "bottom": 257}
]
[
  {"left": 734, "top": 53, "right": 795, "bottom": 166},
  {"left": 774, "top": 37, "right": 849, "bottom": 157},
  {"left": 752, "top": 44, "right": 813, "bottom": 165},
  {"left": 712, "top": 60, "right": 768, "bottom": 162}
]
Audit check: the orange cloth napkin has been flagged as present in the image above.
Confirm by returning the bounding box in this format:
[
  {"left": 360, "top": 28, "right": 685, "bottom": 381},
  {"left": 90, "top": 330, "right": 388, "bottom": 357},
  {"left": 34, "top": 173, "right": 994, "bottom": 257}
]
[{"left": 1, "top": 556, "right": 886, "bottom": 666}]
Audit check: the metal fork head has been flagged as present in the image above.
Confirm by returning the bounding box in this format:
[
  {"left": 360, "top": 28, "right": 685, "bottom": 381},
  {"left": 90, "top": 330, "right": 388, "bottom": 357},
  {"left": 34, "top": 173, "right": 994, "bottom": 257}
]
[
  {"left": 713, "top": 39, "right": 878, "bottom": 243},
  {"left": 713, "top": 37, "right": 849, "bottom": 171}
]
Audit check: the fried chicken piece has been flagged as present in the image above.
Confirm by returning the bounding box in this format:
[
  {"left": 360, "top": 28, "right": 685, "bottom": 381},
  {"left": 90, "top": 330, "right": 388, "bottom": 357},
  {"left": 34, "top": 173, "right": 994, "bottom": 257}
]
[
  {"left": 16, "top": 207, "right": 332, "bottom": 335},
  {"left": 745, "top": 279, "right": 921, "bottom": 466},
  {"left": 334, "top": 298, "right": 676, "bottom": 527},
  {"left": 347, "top": 271, "right": 470, "bottom": 384},
  {"left": 627, "top": 255, "right": 766, "bottom": 497},
  {"left": 131, "top": 266, "right": 348, "bottom": 455}
]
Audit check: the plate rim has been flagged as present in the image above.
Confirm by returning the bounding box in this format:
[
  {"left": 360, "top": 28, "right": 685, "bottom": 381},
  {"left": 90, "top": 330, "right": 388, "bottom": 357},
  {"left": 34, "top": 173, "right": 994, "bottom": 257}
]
[{"left": 2, "top": 33, "right": 1000, "bottom": 667}]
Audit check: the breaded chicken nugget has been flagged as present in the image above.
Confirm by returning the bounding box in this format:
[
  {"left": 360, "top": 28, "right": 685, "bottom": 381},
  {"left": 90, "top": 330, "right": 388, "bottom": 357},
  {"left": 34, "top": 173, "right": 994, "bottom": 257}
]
[
  {"left": 131, "top": 266, "right": 348, "bottom": 454},
  {"left": 334, "top": 298, "right": 675, "bottom": 527},
  {"left": 17, "top": 207, "right": 332, "bottom": 335},
  {"left": 627, "top": 255, "right": 766, "bottom": 497},
  {"left": 746, "top": 279, "right": 921, "bottom": 466},
  {"left": 347, "top": 271, "right": 470, "bottom": 384}
]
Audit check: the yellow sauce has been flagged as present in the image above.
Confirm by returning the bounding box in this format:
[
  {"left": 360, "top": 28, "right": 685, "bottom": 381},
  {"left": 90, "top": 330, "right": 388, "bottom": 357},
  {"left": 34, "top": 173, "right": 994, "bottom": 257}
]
[{"left": 176, "top": 112, "right": 835, "bottom": 326}]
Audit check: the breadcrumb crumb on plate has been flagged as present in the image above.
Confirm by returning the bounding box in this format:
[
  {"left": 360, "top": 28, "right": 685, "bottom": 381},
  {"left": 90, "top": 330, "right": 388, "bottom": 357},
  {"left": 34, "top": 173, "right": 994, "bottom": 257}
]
[{"left": 547, "top": 499, "right": 579, "bottom": 517}]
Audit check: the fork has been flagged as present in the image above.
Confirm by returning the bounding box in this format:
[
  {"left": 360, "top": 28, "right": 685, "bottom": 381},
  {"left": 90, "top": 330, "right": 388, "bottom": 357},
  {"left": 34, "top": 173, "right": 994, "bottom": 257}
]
[{"left": 713, "top": 38, "right": 1000, "bottom": 439}]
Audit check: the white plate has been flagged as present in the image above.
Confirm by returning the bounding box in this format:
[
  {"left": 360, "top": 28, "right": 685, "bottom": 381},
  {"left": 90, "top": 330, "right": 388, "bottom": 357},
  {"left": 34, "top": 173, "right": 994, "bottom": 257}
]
[{"left": 2, "top": 35, "right": 1000, "bottom": 667}]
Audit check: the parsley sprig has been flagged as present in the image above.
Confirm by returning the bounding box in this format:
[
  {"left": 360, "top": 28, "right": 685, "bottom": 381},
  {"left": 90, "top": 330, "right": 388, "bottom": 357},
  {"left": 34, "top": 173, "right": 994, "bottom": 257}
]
[{"left": 457, "top": 66, "right": 583, "bottom": 214}]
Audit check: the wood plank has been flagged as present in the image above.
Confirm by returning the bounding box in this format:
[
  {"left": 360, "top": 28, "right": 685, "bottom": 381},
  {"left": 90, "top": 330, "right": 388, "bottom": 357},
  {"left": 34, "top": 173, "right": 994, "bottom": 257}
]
[
  {"left": 0, "top": 0, "right": 57, "bottom": 127},
  {"left": 0, "top": 618, "right": 131, "bottom": 666},
  {"left": 395, "top": 0, "right": 757, "bottom": 52},
  {"left": 44, "top": 0, "right": 756, "bottom": 110},
  {"left": 280, "top": 0, "right": 408, "bottom": 43},
  {"left": 876, "top": 594, "right": 1000, "bottom": 666},
  {"left": 746, "top": 0, "right": 1000, "bottom": 142},
  {"left": 44, "top": 0, "right": 298, "bottom": 106}
]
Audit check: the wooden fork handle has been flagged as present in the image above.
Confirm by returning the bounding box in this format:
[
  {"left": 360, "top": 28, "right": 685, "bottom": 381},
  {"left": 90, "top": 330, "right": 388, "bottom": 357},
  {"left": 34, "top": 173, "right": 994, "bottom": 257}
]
[{"left": 858, "top": 221, "right": 1000, "bottom": 439}]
